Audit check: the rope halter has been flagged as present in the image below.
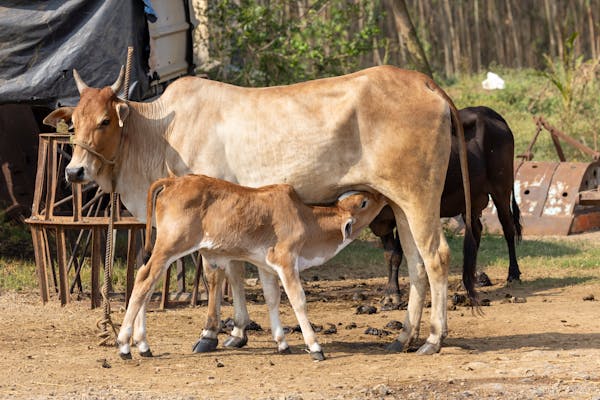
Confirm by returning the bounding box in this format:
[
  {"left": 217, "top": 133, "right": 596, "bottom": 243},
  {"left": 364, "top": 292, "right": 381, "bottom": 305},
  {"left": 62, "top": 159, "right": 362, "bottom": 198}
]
[{"left": 69, "top": 136, "right": 117, "bottom": 166}]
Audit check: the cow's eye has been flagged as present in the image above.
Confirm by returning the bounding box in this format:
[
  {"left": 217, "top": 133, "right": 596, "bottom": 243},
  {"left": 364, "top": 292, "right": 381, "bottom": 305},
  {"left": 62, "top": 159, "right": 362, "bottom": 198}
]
[
  {"left": 100, "top": 119, "right": 110, "bottom": 126},
  {"left": 360, "top": 199, "right": 368, "bottom": 209}
]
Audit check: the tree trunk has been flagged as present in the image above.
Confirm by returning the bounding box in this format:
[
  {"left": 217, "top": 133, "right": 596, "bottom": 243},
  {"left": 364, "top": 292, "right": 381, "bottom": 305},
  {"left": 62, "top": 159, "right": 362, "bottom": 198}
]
[
  {"left": 506, "top": 0, "right": 522, "bottom": 68},
  {"left": 442, "top": 0, "right": 460, "bottom": 76},
  {"left": 586, "top": 0, "right": 597, "bottom": 59},
  {"left": 473, "top": 0, "right": 481, "bottom": 72},
  {"left": 387, "top": 0, "right": 433, "bottom": 77},
  {"left": 458, "top": 1, "right": 472, "bottom": 72}
]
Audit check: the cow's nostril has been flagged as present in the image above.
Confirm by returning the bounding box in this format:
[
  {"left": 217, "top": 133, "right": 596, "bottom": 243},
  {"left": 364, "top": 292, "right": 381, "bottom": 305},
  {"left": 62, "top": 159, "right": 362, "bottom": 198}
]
[{"left": 66, "top": 167, "right": 85, "bottom": 182}]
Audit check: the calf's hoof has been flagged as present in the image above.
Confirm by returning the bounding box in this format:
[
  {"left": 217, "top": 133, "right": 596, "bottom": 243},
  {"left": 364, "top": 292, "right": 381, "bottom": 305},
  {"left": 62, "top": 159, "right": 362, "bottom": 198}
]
[
  {"left": 139, "top": 349, "right": 153, "bottom": 358},
  {"left": 192, "top": 337, "right": 218, "bottom": 353},
  {"left": 385, "top": 340, "right": 405, "bottom": 353},
  {"left": 120, "top": 352, "right": 132, "bottom": 360},
  {"left": 223, "top": 334, "right": 248, "bottom": 349},
  {"left": 278, "top": 347, "right": 292, "bottom": 355},
  {"left": 416, "top": 341, "right": 440, "bottom": 355},
  {"left": 310, "top": 350, "right": 325, "bottom": 361}
]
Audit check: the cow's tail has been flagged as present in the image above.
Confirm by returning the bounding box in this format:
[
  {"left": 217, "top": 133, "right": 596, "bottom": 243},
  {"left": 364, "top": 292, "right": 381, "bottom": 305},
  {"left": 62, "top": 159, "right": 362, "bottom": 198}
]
[
  {"left": 143, "top": 179, "right": 167, "bottom": 264},
  {"left": 431, "top": 81, "right": 479, "bottom": 309},
  {"left": 512, "top": 186, "right": 523, "bottom": 244}
]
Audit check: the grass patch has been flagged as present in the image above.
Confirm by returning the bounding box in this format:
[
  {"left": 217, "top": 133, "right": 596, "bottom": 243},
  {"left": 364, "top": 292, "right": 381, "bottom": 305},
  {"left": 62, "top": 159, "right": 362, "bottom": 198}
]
[{"left": 444, "top": 66, "right": 600, "bottom": 162}]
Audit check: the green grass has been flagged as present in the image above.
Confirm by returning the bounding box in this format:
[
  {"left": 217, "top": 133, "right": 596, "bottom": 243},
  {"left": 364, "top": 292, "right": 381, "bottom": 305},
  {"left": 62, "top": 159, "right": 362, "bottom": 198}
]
[{"left": 444, "top": 66, "right": 600, "bottom": 162}]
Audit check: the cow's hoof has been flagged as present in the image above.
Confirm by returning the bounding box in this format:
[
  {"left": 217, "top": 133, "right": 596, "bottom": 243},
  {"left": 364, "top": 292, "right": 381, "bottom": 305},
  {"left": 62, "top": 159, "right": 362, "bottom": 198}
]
[
  {"left": 278, "top": 346, "right": 292, "bottom": 355},
  {"left": 139, "top": 349, "right": 153, "bottom": 358},
  {"left": 382, "top": 292, "right": 402, "bottom": 306},
  {"left": 223, "top": 334, "right": 248, "bottom": 349},
  {"left": 192, "top": 337, "right": 218, "bottom": 353},
  {"left": 120, "top": 352, "right": 132, "bottom": 360},
  {"left": 416, "top": 341, "right": 440, "bottom": 355},
  {"left": 385, "top": 340, "right": 405, "bottom": 353},
  {"left": 310, "top": 350, "right": 325, "bottom": 361}
]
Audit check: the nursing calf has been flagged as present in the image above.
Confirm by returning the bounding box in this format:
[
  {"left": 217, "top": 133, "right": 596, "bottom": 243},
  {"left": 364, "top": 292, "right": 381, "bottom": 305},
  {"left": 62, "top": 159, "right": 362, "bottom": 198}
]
[{"left": 117, "top": 174, "right": 385, "bottom": 361}]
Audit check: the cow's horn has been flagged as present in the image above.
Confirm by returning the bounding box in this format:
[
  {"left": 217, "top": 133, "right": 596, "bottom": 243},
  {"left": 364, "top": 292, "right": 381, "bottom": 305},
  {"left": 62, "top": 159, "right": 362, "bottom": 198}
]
[
  {"left": 73, "top": 69, "right": 89, "bottom": 94},
  {"left": 110, "top": 66, "right": 125, "bottom": 94}
]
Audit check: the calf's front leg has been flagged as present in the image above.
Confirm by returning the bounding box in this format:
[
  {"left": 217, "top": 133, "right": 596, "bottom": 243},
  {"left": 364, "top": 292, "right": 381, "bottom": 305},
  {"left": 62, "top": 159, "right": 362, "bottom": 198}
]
[
  {"left": 267, "top": 248, "right": 324, "bottom": 361},
  {"left": 258, "top": 268, "right": 290, "bottom": 353}
]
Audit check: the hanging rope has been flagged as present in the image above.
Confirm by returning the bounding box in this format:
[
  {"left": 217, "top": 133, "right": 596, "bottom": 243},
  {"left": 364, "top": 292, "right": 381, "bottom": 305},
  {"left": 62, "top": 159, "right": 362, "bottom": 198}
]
[
  {"left": 97, "top": 191, "right": 119, "bottom": 345},
  {"left": 97, "top": 46, "right": 134, "bottom": 346}
]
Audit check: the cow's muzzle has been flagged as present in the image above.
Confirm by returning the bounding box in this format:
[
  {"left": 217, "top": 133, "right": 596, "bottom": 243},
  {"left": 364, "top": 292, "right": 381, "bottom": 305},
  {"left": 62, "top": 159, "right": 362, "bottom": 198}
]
[{"left": 65, "top": 166, "right": 85, "bottom": 183}]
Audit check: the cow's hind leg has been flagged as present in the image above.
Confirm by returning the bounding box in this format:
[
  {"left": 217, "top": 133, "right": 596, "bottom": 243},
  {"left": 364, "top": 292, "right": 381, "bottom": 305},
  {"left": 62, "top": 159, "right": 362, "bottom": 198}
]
[
  {"left": 192, "top": 259, "right": 225, "bottom": 353},
  {"left": 388, "top": 204, "right": 450, "bottom": 355},
  {"left": 258, "top": 268, "right": 290, "bottom": 353},
  {"left": 492, "top": 191, "right": 522, "bottom": 283},
  {"left": 386, "top": 208, "right": 427, "bottom": 352},
  {"left": 223, "top": 260, "right": 251, "bottom": 349}
]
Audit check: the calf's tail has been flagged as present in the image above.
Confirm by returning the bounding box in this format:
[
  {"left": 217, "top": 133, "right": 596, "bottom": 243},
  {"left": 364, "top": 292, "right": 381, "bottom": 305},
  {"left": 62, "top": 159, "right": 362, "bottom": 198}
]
[{"left": 143, "top": 179, "right": 167, "bottom": 263}]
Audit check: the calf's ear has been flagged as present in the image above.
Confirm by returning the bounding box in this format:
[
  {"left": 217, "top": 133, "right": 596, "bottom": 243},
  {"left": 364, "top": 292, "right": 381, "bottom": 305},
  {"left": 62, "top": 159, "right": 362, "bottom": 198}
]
[
  {"left": 116, "top": 102, "right": 130, "bottom": 127},
  {"left": 43, "top": 107, "right": 75, "bottom": 128},
  {"left": 342, "top": 218, "right": 354, "bottom": 241}
]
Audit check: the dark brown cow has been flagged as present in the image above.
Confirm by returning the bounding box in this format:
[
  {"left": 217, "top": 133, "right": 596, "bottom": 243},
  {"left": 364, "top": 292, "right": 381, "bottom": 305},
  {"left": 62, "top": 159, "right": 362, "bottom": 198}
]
[{"left": 371, "top": 106, "right": 522, "bottom": 309}]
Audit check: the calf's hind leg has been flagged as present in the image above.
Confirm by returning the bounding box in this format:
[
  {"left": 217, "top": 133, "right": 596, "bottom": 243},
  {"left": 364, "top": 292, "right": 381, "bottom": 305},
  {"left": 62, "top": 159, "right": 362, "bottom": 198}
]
[
  {"left": 223, "top": 260, "right": 251, "bottom": 348},
  {"left": 192, "top": 259, "right": 225, "bottom": 353},
  {"left": 117, "top": 247, "right": 174, "bottom": 359}
]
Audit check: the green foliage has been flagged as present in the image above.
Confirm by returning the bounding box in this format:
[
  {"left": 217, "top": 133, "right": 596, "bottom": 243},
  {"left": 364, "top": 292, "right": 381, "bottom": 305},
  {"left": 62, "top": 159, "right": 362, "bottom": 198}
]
[
  {"left": 446, "top": 65, "right": 600, "bottom": 162},
  {"left": 200, "top": 0, "right": 382, "bottom": 86},
  {"left": 540, "top": 33, "right": 600, "bottom": 146}
]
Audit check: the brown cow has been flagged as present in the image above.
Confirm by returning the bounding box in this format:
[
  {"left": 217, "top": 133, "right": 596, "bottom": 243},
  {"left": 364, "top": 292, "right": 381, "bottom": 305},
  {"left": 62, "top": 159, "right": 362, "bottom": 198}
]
[
  {"left": 44, "top": 65, "right": 476, "bottom": 355},
  {"left": 117, "top": 174, "right": 386, "bottom": 360}
]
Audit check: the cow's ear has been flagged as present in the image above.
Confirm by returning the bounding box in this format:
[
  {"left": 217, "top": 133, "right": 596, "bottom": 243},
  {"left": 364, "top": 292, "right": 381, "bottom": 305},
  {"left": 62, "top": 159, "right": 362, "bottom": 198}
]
[
  {"left": 116, "top": 102, "right": 129, "bottom": 128},
  {"left": 43, "top": 107, "right": 74, "bottom": 128}
]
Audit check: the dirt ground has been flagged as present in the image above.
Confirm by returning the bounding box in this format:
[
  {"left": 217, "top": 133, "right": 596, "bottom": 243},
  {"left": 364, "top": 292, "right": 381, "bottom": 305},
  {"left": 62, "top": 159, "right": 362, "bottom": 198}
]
[{"left": 1, "top": 238, "right": 600, "bottom": 400}]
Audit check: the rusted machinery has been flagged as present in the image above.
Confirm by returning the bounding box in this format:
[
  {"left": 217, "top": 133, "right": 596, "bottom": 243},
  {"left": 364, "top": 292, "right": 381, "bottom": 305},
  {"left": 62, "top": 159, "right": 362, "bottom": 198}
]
[{"left": 483, "top": 116, "right": 600, "bottom": 235}]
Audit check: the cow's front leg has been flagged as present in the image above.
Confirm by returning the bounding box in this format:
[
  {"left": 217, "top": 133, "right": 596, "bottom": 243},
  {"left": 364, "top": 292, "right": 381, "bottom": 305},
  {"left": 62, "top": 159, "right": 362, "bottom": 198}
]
[
  {"left": 258, "top": 268, "right": 290, "bottom": 353},
  {"left": 268, "top": 248, "right": 324, "bottom": 361},
  {"left": 192, "top": 258, "right": 225, "bottom": 353},
  {"left": 223, "top": 260, "right": 250, "bottom": 349}
]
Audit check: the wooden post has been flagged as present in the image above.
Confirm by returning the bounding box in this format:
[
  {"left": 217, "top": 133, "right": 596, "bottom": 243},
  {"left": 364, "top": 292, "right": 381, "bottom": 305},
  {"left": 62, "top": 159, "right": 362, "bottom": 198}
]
[
  {"left": 31, "top": 226, "right": 49, "bottom": 303},
  {"left": 176, "top": 259, "right": 185, "bottom": 293},
  {"left": 91, "top": 227, "right": 103, "bottom": 309},
  {"left": 55, "top": 227, "right": 70, "bottom": 305},
  {"left": 161, "top": 266, "right": 171, "bottom": 310}
]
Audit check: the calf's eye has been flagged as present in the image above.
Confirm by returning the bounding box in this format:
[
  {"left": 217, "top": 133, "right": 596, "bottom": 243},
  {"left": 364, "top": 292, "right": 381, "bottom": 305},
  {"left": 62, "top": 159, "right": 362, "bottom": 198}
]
[
  {"left": 360, "top": 199, "right": 368, "bottom": 209},
  {"left": 101, "top": 119, "right": 110, "bottom": 126}
]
